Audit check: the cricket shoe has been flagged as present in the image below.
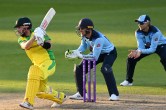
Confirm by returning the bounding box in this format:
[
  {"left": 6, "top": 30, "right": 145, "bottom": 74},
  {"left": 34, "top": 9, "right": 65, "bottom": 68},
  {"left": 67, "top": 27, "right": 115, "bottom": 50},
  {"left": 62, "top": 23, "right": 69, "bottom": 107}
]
[
  {"left": 109, "top": 94, "right": 119, "bottom": 101},
  {"left": 120, "top": 80, "right": 133, "bottom": 86},
  {"left": 69, "top": 92, "right": 87, "bottom": 100},
  {"left": 19, "top": 102, "right": 34, "bottom": 110},
  {"left": 51, "top": 95, "right": 67, "bottom": 108}
]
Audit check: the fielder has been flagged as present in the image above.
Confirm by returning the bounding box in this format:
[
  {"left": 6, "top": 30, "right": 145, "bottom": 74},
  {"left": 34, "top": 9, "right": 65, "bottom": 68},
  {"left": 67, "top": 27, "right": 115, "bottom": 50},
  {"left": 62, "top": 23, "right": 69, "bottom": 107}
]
[
  {"left": 65, "top": 18, "right": 119, "bottom": 101},
  {"left": 14, "top": 17, "right": 66, "bottom": 110},
  {"left": 120, "top": 15, "right": 166, "bottom": 86}
]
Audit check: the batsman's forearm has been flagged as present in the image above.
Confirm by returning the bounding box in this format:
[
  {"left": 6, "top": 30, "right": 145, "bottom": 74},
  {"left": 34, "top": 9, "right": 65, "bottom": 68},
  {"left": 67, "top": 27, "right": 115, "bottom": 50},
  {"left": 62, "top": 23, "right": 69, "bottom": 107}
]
[{"left": 21, "top": 36, "right": 36, "bottom": 50}]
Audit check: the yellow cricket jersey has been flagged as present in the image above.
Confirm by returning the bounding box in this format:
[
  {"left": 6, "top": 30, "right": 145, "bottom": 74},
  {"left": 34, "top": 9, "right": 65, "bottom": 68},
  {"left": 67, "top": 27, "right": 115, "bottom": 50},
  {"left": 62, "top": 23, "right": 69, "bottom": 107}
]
[{"left": 18, "top": 31, "right": 55, "bottom": 66}]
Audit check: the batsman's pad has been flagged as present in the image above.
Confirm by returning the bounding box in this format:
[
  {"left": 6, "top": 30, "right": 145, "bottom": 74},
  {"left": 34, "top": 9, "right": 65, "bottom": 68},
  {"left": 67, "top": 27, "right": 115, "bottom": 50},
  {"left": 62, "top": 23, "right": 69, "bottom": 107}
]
[
  {"left": 28, "top": 65, "right": 42, "bottom": 80},
  {"left": 38, "top": 79, "right": 48, "bottom": 92},
  {"left": 36, "top": 92, "right": 66, "bottom": 104},
  {"left": 24, "top": 65, "right": 42, "bottom": 105}
]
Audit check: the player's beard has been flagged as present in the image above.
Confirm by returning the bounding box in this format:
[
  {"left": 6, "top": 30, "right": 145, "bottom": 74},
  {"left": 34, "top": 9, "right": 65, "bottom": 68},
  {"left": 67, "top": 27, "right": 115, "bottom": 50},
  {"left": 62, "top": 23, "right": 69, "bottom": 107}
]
[
  {"left": 20, "top": 28, "right": 28, "bottom": 37},
  {"left": 16, "top": 28, "right": 28, "bottom": 37},
  {"left": 21, "top": 32, "right": 26, "bottom": 37}
]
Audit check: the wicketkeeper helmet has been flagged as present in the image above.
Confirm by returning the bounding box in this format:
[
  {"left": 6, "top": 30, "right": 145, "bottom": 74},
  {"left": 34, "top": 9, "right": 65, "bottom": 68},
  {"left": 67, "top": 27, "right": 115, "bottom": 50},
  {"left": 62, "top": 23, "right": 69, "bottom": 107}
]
[
  {"left": 14, "top": 17, "right": 32, "bottom": 29},
  {"left": 76, "top": 18, "right": 94, "bottom": 30}
]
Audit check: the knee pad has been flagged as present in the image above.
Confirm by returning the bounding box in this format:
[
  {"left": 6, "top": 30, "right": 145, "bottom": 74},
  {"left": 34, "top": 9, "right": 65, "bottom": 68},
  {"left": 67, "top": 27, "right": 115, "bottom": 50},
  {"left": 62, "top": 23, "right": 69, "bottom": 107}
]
[
  {"left": 101, "top": 64, "right": 112, "bottom": 74},
  {"left": 28, "top": 65, "right": 42, "bottom": 80}
]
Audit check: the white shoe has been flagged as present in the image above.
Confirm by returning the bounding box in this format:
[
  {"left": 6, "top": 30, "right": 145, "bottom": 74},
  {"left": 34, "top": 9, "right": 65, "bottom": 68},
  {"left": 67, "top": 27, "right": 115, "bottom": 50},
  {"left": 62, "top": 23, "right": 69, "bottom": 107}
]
[
  {"left": 51, "top": 102, "right": 60, "bottom": 107},
  {"left": 109, "top": 94, "right": 119, "bottom": 101},
  {"left": 120, "top": 80, "right": 133, "bottom": 86},
  {"left": 19, "top": 102, "right": 34, "bottom": 110},
  {"left": 69, "top": 92, "right": 83, "bottom": 100},
  {"left": 51, "top": 95, "right": 67, "bottom": 108}
]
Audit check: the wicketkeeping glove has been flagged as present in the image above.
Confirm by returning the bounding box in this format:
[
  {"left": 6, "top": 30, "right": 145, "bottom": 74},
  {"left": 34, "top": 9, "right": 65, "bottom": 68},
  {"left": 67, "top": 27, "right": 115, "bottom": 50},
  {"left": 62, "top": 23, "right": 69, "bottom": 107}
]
[
  {"left": 34, "top": 27, "right": 46, "bottom": 46},
  {"left": 75, "top": 50, "right": 83, "bottom": 58},
  {"left": 65, "top": 50, "right": 83, "bottom": 59},
  {"left": 65, "top": 50, "right": 76, "bottom": 59}
]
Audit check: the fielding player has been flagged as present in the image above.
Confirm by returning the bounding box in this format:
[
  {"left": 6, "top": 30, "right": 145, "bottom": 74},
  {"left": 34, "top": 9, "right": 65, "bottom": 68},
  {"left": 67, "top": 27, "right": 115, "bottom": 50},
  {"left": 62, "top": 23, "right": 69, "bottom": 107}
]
[
  {"left": 65, "top": 18, "right": 119, "bottom": 101},
  {"left": 120, "top": 15, "right": 166, "bottom": 86},
  {"left": 14, "top": 17, "right": 66, "bottom": 109}
]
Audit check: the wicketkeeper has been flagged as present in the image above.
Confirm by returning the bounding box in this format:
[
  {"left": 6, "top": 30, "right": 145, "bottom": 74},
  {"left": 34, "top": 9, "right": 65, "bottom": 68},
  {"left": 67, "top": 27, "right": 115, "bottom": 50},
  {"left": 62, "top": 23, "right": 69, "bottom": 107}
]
[
  {"left": 65, "top": 18, "right": 119, "bottom": 101},
  {"left": 14, "top": 17, "right": 66, "bottom": 110}
]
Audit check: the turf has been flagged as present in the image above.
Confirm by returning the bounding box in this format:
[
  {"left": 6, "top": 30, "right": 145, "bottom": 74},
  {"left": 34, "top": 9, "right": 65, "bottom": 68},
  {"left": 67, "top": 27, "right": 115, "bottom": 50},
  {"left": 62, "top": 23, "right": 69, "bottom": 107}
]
[{"left": 0, "top": 0, "right": 166, "bottom": 95}]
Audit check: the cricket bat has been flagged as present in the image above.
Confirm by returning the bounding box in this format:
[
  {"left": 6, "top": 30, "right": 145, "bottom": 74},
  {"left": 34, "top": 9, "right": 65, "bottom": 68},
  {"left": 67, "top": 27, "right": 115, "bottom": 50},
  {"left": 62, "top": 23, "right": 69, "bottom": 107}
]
[{"left": 40, "top": 8, "right": 56, "bottom": 30}]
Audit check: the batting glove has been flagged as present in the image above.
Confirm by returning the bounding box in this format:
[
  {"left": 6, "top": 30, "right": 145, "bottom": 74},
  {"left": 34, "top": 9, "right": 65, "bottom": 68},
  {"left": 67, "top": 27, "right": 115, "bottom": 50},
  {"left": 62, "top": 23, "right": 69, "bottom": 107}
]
[{"left": 34, "top": 27, "right": 46, "bottom": 46}]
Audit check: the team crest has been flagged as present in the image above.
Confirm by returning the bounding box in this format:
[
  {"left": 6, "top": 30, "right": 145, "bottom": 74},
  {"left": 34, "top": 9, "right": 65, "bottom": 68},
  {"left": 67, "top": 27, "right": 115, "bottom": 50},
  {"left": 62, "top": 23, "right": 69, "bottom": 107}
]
[
  {"left": 97, "top": 44, "right": 100, "bottom": 47},
  {"left": 154, "top": 38, "right": 158, "bottom": 41}
]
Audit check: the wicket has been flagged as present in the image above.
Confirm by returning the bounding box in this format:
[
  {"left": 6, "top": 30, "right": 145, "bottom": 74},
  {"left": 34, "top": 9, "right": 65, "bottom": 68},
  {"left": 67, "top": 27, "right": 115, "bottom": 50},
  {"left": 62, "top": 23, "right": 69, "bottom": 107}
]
[{"left": 83, "top": 58, "right": 96, "bottom": 102}]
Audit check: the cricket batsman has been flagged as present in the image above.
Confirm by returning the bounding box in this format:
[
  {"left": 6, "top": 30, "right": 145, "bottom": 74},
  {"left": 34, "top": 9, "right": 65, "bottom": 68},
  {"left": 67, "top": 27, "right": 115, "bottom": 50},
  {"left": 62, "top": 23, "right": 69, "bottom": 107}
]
[{"left": 14, "top": 17, "right": 66, "bottom": 110}]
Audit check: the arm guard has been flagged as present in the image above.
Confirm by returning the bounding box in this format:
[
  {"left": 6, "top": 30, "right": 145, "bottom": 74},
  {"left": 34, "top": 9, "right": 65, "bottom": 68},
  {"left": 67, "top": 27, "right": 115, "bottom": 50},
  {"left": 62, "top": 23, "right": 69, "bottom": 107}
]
[{"left": 42, "top": 42, "right": 51, "bottom": 49}]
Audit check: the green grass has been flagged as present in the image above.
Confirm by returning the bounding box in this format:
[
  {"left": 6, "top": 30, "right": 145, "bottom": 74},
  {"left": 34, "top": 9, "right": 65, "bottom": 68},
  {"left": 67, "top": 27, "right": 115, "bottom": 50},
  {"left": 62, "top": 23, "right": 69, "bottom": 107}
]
[{"left": 0, "top": 0, "right": 166, "bottom": 96}]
